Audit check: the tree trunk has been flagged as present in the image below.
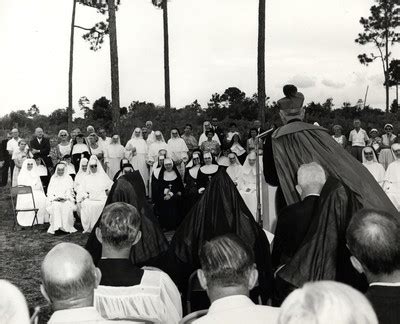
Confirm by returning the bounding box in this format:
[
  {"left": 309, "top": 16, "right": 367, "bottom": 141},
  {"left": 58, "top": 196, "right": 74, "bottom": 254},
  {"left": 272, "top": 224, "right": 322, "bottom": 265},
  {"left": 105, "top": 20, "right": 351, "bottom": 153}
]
[
  {"left": 257, "top": 0, "right": 266, "bottom": 128},
  {"left": 68, "top": 0, "right": 77, "bottom": 133},
  {"left": 385, "top": 7, "right": 390, "bottom": 113},
  {"left": 108, "top": 0, "right": 121, "bottom": 133},
  {"left": 163, "top": 0, "right": 171, "bottom": 111}
]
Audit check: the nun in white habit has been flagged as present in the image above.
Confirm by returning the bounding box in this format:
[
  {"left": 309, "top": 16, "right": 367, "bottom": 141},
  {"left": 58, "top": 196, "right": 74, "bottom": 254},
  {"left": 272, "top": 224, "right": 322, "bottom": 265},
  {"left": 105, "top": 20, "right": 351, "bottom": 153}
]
[
  {"left": 226, "top": 153, "right": 243, "bottom": 186},
  {"left": 238, "top": 152, "right": 258, "bottom": 218},
  {"left": 125, "top": 128, "right": 149, "bottom": 195},
  {"left": 105, "top": 134, "right": 125, "bottom": 180},
  {"left": 78, "top": 155, "right": 113, "bottom": 233},
  {"left": 16, "top": 159, "right": 49, "bottom": 226},
  {"left": 167, "top": 128, "right": 189, "bottom": 179},
  {"left": 362, "top": 147, "right": 385, "bottom": 186},
  {"left": 46, "top": 162, "right": 77, "bottom": 234},
  {"left": 383, "top": 143, "right": 400, "bottom": 210}
]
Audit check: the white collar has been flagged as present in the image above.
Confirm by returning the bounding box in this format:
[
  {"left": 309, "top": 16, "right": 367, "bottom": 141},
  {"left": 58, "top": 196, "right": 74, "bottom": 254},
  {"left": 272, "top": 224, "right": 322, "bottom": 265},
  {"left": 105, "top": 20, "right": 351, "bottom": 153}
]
[
  {"left": 208, "top": 295, "right": 254, "bottom": 315},
  {"left": 370, "top": 282, "right": 400, "bottom": 287},
  {"left": 48, "top": 306, "right": 104, "bottom": 323}
]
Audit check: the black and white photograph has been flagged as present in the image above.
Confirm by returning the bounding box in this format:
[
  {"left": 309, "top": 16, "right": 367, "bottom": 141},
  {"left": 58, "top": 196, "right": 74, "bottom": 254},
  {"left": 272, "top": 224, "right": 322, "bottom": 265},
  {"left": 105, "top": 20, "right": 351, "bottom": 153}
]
[{"left": 0, "top": 0, "right": 400, "bottom": 323}]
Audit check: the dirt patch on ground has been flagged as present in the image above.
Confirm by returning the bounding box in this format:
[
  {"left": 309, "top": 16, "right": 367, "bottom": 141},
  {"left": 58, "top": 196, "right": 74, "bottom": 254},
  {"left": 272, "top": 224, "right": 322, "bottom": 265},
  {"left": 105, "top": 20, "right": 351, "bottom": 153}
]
[{"left": 0, "top": 186, "right": 89, "bottom": 323}]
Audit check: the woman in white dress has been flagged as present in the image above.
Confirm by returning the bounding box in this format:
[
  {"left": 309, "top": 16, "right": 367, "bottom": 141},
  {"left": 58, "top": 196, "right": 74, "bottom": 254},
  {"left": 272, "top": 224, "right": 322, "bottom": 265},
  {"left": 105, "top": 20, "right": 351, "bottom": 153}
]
[
  {"left": 57, "top": 129, "right": 72, "bottom": 158},
  {"left": 12, "top": 139, "right": 32, "bottom": 187},
  {"left": 362, "top": 147, "right": 385, "bottom": 186},
  {"left": 226, "top": 153, "right": 243, "bottom": 186},
  {"left": 125, "top": 128, "right": 149, "bottom": 195},
  {"left": 16, "top": 159, "right": 49, "bottom": 226},
  {"left": 88, "top": 133, "right": 105, "bottom": 164},
  {"left": 46, "top": 162, "right": 77, "bottom": 234},
  {"left": 167, "top": 128, "right": 189, "bottom": 179},
  {"left": 383, "top": 143, "right": 400, "bottom": 210},
  {"left": 198, "top": 121, "right": 221, "bottom": 146},
  {"left": 105, "top": 135, "right": 125, "bottom": 180},
  {"left": 238, "top": 152, "right": 258, "bottom": 218},
  {"left": 78, "top": 155, "right": 113, "bottom": 233},
  {"left": 379, "top": 124, "right": 397, "bottom": 170},
  {"left": 74, "top": 157, "right": 89, "bottom": 216}
]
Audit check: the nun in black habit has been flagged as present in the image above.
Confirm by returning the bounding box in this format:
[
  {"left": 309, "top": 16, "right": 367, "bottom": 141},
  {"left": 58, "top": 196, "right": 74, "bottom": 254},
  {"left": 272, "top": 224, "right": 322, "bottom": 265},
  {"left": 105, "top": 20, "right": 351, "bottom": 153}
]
[
  {"left": 170, "top": 169, "right": 273, "bottom": 302},
  {"left": 153, "top": 158, "right": 184, "bottom": 231}
]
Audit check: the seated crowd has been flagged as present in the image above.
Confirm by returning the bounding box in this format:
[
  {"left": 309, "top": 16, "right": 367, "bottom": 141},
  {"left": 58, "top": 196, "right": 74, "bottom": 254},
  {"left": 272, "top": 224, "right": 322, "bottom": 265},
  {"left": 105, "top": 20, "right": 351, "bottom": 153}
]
[{"left": 2, "top": 85, "right": 400, "bottom": 323}]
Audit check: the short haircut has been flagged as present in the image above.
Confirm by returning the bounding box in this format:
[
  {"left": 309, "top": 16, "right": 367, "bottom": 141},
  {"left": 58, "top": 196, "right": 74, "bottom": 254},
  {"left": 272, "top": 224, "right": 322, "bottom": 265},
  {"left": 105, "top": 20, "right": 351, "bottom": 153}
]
[
  {"left": 297, "top": 162, "right": 326, "bottom": 189},
  {"left": 99, "top": 202, "right": 141, "bottom": 249},
  {"left": 278, "top": 281, "right": 377, "bottom": 324},
  {"left": 199, "top": 234, "right": 255, "bottom": 288},
  {"left": 346, "top": 209, "right": 400, "bottom": 275},
  {"left": 185, "top": 123, "right": 192, "bottom": 129}
]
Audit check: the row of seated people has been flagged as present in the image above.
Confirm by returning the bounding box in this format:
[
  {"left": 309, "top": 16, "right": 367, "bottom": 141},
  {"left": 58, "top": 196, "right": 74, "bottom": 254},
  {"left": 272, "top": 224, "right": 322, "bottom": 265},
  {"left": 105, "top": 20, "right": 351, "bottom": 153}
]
[{"left": 2, "top": 202, "right": 397, "bottom": 323}]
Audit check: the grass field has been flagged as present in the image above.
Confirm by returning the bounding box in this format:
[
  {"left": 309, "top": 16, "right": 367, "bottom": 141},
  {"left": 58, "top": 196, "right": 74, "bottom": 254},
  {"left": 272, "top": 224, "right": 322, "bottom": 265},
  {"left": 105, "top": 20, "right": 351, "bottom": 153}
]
[{"left": 0, "top": 185, "right": 89, "bottom": 323}]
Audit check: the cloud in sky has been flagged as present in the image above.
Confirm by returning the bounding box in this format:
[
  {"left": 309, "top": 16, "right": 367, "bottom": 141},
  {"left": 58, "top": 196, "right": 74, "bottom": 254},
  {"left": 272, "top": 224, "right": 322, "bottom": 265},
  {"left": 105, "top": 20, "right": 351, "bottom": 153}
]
[
  {"left": 287, "top": 75, "right": 317, "bottom": 88},
  {"left": 0, "top": 0, "right": 398, "bottom": 117},
  {"left": 322, "top": 79, "right": 346, "bottom": 89}
]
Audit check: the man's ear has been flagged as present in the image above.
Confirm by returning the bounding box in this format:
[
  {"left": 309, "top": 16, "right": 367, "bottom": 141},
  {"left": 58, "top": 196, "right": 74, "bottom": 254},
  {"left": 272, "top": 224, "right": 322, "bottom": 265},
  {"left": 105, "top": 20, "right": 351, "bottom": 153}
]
[
  {"left": 197, "top": 269, "right": 208, "bottom": 290},
  {"left": 132, "top": 231, "right": 142, "bottom": 246},
  {"left": 295, "top": 184, "right": 302, "bottom": 197},
  {"left": 94, "top": 267, "right": 102, "bottom": 288},
  {"left": 40, "top": 284, "right": 50, "bottom": 303},
  {"left": 248, "top": 266, "right": 259, "bottom": 290},
  {"left": 350, "top": 256, "right": 364, "bottom": 274},
  {"left": 95, "top": 227, "right": 102, "bottom": 244}
]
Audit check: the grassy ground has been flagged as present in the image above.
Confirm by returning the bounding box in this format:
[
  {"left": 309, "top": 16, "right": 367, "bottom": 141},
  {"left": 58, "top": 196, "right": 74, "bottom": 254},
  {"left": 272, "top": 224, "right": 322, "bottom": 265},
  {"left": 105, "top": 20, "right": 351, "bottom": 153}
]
[{"left": 0, "top": 185, "right": 89, "bottom": 323}]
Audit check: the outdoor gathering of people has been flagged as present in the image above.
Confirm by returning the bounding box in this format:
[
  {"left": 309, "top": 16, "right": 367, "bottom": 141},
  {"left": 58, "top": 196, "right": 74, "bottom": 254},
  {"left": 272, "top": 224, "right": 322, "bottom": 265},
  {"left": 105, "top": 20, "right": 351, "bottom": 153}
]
[{"left": 1, "top": 85, "right": 400, "bottom": 324}]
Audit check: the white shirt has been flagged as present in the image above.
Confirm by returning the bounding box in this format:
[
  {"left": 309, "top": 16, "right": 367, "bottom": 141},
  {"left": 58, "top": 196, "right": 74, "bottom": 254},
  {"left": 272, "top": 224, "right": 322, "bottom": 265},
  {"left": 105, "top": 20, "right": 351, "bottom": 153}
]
[
  {"left": 7, "top": 137, "right": 22, "bottom": 154},
  {"left": 48, "top": 306, "right": 111, "bottom": 323},
  {"left": 349, "top": 129, "right": 368, "bottom": 147},
  {"left": 193, "top": 295, "right": 279, "bottom": 324}
]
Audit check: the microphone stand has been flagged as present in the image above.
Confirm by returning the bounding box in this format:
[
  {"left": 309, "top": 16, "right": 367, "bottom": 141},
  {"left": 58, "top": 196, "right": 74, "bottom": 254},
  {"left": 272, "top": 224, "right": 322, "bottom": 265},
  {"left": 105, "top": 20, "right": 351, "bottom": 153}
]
[{"left": 255, "top": 128, "right": 274, "bottom": 227}]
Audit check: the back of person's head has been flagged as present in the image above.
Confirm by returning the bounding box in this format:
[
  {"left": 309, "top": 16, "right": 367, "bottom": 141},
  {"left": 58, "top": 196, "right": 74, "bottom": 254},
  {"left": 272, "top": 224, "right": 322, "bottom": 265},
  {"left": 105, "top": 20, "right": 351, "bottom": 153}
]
[
  {"left": 41, "top": 243, "right": 101, "bottom": 309},
  {"left": 346, "top": 209, "right": 400, "bottom": 277},
  {"left": 296, "top": 162, "right": 326, "bottom": 198},
  {"left": 283, "top": 84, "right": 298, "bottom": 98},
  {"left": 278, "top": 85, "right": 305, "bottom": 124},
  {"left": 198, "top": 234, "right": 256, "bottom": 290},
  {"left": 0, "top": 280, "right": 30, "bottom": 324},
  {"left": 278, "top": 281, "right": 378, "bottom": 324},
  {"left": 97, "top": 202, "right": 142, "bottom": 250}
]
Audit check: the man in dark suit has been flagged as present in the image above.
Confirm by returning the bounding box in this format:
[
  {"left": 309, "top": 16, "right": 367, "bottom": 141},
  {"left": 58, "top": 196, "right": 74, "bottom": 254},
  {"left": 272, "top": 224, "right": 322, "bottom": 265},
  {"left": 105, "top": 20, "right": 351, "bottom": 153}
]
[
  {"left": 211, "top": 117, "right": 225, "bottom": 145},
  {"left": 0, "top": 132, "right": 11, "bottom": 186},
  {"left": 347, "top": 209, "right": 400, "bottom": 324},
  {"left": 272, "top": 162, "right": 326, "bottom": 304},
  {"left": 30, "top": 127, "right": 52, "bottom": 169}
]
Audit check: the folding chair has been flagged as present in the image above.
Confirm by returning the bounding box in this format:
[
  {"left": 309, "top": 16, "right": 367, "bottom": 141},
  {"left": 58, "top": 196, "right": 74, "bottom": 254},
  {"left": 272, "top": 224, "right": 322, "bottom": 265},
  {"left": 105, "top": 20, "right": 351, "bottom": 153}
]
[
  {"left": 179, "top": 309, "right": 208, "bottom": 324},
  {"left": 10, "top": 185, "right": 39, "bottom": 229},
  {"left": 30, "top": 306, "right": 41, "bottom": 324}
]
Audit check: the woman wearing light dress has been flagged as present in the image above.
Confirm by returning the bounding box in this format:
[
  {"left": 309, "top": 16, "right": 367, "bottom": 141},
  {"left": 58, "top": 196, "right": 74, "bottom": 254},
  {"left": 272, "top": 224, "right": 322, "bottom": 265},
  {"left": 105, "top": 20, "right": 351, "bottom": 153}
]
[
  {"left": 12, "top": 139, "right": 32, "bottom": 187},
  {"left": 105, "top": 134, "right": 126, "bottom": 180},
  {"left": 379, "top": 124, "right": 397, "bottom": 170},
  {"left": 57, "top": 129, "right": 72, "bottom": 158}
]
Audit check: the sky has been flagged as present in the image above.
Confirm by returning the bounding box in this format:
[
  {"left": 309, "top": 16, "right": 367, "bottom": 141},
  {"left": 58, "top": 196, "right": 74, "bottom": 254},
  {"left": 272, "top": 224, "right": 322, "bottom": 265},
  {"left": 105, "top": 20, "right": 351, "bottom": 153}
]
[{"left": 0, "top": 0, "right": 399, "bottom": 118}]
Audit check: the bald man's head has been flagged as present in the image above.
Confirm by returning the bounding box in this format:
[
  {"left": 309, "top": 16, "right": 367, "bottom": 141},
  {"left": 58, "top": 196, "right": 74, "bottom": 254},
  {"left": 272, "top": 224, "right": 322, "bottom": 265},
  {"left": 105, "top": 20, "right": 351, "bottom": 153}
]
[
  {"left": 41, "top": 243, "right": 100, "bottom": 306},
  {"left": 0, "top": 280, "right": 30, "bottom": 324}
]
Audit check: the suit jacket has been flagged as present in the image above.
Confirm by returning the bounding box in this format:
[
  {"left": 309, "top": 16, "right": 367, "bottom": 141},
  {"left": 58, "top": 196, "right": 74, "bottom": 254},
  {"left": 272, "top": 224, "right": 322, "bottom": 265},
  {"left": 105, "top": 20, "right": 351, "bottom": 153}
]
[
  {"left": 98, "top": 258, "right": 144, "bottom": 287},
  {"left": 30, "top": 137, "right": 52, "bottom": 167},
  {"left": 0, "top": 139, "right": 9, "bottom": 162},
  {"left": 366, "top": 284, "right": 400, "bottom": 324},
  {"left": 213, "top": 126, "right": 225, "bottom": 145},
  {"left": 272, "top": 195, "right": 319, "bottom": 268}
]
